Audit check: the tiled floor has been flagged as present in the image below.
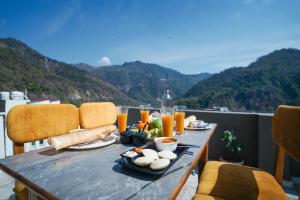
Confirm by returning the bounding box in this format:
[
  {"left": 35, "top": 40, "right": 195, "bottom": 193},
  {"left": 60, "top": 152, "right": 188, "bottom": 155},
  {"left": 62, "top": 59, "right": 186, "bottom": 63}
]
[{"left": 0, "top": 171, "right": 14, "bottom": 200}]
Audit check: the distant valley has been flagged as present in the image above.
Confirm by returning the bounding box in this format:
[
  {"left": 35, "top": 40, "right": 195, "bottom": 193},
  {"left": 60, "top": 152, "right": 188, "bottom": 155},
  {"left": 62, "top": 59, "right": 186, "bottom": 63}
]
[
  {"left": 0, "top": 38, "right": 299, "bottom": 113},
  {"left": 74, "top": 61, "right": 210, "bottom": 106}
]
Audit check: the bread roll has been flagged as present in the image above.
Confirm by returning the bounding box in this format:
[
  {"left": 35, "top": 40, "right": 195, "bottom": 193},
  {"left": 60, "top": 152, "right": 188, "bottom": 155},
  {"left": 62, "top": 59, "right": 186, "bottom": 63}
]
[
  {"left": 48, "top": 125, "right": 117, "bottom": 150},
  {"left": 184, "top": 115, "right": 197, "bottom": 128}
]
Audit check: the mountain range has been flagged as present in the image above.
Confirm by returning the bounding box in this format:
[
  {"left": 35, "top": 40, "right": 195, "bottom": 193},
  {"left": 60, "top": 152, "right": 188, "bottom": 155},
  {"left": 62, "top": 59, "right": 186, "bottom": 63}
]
[
  {"left": 0, "top": 38, "right": 136, "bottom": 105},
  {"left": 0, "top": 38, "right": 209, "bottom": 106},
  {"left": 75, "top": 61, "right": 210, "bottom": 106},
  {"left": 177, "top": 48, "right": 300, "bottom": 112},
  {"left": 0, "top": 38, "right": 299, "bottom": 113}
]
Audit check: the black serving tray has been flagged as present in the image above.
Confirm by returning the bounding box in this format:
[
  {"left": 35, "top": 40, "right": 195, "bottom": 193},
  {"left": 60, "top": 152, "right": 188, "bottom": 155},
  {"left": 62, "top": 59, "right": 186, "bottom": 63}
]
[{"left": 119, "top": 143, "right": 189, "bottom": 176}]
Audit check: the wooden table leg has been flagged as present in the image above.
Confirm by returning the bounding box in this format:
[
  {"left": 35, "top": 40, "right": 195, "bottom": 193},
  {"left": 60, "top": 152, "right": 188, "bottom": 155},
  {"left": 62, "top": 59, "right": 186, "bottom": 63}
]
[
  {"left": 198, "top": 144, "right": 208, "bottom": 182},
  {"left": 204, "top": 144, "right": 208, "bottom": 163}
]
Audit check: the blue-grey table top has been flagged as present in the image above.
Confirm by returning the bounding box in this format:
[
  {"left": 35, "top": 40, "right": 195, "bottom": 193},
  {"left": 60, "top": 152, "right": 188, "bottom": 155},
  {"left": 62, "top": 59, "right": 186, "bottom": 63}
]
[{"left": 0, "top": 125, "right": 216, "bottom": 200}]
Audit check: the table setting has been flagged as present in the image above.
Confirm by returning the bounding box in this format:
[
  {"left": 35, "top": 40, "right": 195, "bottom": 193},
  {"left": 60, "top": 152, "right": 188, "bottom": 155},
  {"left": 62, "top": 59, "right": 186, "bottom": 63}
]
[
  {"left": 0, "top": 102, "right": 217, "bottom": 200},
  {"left": 43, "top": 102, "right": 213, "bottom": 180}
]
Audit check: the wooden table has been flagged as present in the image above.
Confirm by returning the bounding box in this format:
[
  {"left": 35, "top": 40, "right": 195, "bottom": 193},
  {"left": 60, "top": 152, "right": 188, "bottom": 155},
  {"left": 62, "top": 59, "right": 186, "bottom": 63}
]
[{"left": 0, "top": 125, "right": 216, "bottom": 200}]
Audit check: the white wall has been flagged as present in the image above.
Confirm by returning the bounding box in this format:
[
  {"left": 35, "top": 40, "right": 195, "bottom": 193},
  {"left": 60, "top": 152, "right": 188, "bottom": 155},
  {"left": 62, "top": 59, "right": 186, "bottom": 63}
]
[{"left": 30, "top": 100, "right": 50, "bottom": 104}]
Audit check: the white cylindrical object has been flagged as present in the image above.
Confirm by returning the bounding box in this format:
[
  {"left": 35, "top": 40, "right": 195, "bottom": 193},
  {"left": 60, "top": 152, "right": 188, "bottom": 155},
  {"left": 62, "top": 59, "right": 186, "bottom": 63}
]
[{"left": 0, "top": 92, "right": 10, "bottom": 100}]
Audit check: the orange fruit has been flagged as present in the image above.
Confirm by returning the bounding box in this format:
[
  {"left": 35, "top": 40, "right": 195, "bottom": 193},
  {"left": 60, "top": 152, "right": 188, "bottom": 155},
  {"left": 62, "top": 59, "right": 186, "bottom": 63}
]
[
  {"left": 137, "top": 122, "right": 145, "bottom": 129},
  {"left": 134, "top": 147, "right": 143, "bottom": 153}
]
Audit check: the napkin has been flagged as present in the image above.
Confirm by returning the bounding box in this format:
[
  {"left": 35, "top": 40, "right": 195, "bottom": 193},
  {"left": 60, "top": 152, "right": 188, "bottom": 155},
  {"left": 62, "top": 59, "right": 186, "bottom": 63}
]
[
  {"left": 184, "top": 115, "right": 197, "bottom": 128},
  {"left": 48, "top": 125, "right": 117, "bottom": 150}
]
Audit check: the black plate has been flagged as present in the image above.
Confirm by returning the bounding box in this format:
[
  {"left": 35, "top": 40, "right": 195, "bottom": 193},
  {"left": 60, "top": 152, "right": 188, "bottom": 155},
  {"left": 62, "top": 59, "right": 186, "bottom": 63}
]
[{"left": 118, "top": 143, "right": 189, "bottom": 176}]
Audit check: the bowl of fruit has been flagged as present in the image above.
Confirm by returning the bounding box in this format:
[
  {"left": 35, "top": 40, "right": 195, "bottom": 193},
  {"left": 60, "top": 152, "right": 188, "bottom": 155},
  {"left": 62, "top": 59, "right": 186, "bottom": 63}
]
[
  {"left": 120, "top": 112, "right": 164, "bottom": 146},
  {"left": 131, "top": 112, "right": 163, "bottom": 139}
]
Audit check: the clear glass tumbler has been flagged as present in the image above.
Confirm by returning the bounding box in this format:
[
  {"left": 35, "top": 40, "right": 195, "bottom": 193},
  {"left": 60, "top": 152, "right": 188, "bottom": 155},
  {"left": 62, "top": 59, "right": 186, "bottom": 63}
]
[
  {"left": 174, "top": 105, "right": 186, "bottom": 134},
  {"left": 160, "top": 107, "right": 174, "bottom": 137},
  {"left": 117, "top": 106, "right": 128, "bottom": 133},
  {"left": 140, "top": 104, "right": 151, "bottom": 123}
]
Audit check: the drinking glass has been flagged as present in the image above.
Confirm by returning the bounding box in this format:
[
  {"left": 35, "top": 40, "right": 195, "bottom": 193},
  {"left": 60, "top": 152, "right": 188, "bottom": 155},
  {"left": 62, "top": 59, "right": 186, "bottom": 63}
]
[
  {"left": 160, "top": 107, "right": 174, "bottom": 137},
  {"left": 117, "top": 106, "right": 128, "bottom": 133},
  {"left": 140, "top": 104, "right": 151, "bottom": 123},
  {"left": 174, "top": 106, "right": 186, "bottom": 134}
]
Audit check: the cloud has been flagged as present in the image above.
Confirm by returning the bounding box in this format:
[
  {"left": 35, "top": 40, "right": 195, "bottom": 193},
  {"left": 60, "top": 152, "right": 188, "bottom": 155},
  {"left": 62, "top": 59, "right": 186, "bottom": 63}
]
[
  {"left": 98, "top": 57, "right": 112, "bottom": 66},
  {"left": 45, "top": 1, "right": 81, "bottom": 36},
  {"left": 46, "top": 9, "right": 75, "bottom": 36},
  {"left": 112, "top": 29, "right": 300, "bottom": 74}
]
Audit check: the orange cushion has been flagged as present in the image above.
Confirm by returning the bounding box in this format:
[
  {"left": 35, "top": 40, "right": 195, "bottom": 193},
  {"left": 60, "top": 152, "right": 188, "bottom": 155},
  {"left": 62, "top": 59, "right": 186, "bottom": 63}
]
[
  {"left": 193, "top": 194, "right": 225, "bottom": 200},
  {"left": 272, "top": 105, "right": 300, "bottom": 163},
  {"left": 195, "top": 161, "right": 288, "bottom": 200},
  {"left": 79, "top": 102, "right": 117, "bottom": 129},
  {"left": 7, "top": 104, "right": 79, "bottom": 143}
]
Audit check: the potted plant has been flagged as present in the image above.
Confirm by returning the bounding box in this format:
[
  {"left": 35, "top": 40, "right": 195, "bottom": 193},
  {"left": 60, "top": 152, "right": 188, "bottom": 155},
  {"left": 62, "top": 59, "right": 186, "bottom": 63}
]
[{"left": 219, "top": 130, "right": 244, "bottom": 165}]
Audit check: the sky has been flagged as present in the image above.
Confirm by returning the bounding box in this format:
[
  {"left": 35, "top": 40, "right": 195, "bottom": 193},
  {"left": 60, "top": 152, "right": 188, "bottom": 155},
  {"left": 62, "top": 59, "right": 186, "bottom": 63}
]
[{"left": 0, "top": 0, "right": 300, "bottom": 74}]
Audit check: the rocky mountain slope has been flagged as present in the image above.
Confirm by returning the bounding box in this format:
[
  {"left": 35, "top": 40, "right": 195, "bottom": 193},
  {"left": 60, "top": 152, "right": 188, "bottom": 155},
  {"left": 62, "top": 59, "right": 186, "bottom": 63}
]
[
  {"left": 177, "top": 49, "right": 300, "bottom": 112},
  {"left": 0, "top": 38, "right": 136, "bottom": 105},
  {"left": 88, "top": 61, "right": 210, "bottom": 106}
]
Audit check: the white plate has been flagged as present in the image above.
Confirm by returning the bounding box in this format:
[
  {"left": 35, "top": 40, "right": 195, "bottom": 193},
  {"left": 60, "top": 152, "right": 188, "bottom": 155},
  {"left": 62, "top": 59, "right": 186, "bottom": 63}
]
[
  {"left": 67, "top": 134, "right": 118, "bottom": 150},
  {"left": 185, "top": 122, "right": 213, "bottom": 131}
]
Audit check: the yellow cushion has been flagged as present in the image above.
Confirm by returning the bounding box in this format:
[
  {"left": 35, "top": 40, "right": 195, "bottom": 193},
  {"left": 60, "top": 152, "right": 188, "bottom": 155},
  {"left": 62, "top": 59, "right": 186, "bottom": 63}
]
[
  {"left": 193, "top": 194, "right": 225, "bottom": 200},
  {"left": 79, "top": 102, "right": 117, "bottom": 129},
  {"left": 7, "top": 104, "right": 79, "bottom": 143},
  {"left": 14, "top": 183, "right": 28, "bottom": 200},
  {"left": 195, "top": 161, "right": 288, "bottom": 200},
  {"left": 272, "top": 105, "right": 300, "bottom": 163}
]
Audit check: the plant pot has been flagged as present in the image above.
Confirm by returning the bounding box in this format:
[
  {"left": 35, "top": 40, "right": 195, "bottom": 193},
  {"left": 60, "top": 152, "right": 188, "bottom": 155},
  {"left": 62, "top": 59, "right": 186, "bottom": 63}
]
[{"left": 219, "top": 156, "right": 244, "bottom": 165}]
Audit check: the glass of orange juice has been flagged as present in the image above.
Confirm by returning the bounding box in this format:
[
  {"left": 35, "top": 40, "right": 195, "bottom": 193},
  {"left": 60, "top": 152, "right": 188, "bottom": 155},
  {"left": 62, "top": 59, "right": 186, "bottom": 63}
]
[
  {"left": 117, "top": 106, "right": 128, "bottom": 133},
  {"left": 174, "top": 106, "right": 186, "bottom": 134},
  {"left": 160, "top": 107, "right": 174, "bottom": 137},
  {"left": 140, "top": 104, "right": 151, "bottom": 123}
]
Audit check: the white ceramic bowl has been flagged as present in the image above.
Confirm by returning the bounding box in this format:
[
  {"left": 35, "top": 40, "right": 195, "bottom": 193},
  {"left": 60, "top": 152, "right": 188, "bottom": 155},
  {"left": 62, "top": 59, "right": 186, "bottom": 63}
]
[{"left": 154, "top": 137, "right": 178, "bottom": 152}]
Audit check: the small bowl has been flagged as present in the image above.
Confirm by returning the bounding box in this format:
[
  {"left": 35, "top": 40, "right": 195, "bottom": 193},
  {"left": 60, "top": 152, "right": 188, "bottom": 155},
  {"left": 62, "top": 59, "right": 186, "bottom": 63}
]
[{"left": 154, "top": 137, "right": 178, "bottom": 152}]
